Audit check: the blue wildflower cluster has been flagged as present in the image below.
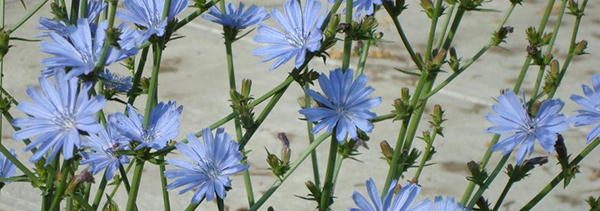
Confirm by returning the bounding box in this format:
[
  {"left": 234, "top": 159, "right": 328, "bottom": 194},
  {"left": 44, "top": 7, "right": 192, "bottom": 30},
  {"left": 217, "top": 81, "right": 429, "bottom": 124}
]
[{"left": 0, "top": 0, "right": 597, "bottom": 210}]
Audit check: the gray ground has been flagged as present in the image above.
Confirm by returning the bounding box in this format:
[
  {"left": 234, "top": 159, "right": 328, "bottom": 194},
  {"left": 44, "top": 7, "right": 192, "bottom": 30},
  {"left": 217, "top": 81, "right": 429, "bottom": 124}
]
[{"left": 0, "top": 0, "right": 599, "bottom": 210}]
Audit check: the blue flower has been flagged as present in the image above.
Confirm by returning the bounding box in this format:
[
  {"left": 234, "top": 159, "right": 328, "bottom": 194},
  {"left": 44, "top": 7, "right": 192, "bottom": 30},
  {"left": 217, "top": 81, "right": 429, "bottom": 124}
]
[
  {"left": 41, "top": 19, "right": 138, "bottom": 78},
  {"left": 12, "top": 72, "right": 106, "bottom": 164},
  {"left": 99, "top": 70, "right": 133, "bottom": 93},
  {"left": 80, "top": 127, "right": 130, "bottom": 180},
  {"left": 39, "top": 0, "right": 107, "bottom": 37},
  {"left": 411, "top": 196, "right": 466, "bottom": 211},
  {"left": 299, "top": 69, "right": 381, "bottom": 142},
  {"left": 254, "top": 0, "right": 324, "bottom": 70},
  {"left": 571, "top": 74, "right": 600, "bottom": 143},
  {"left": 350, "top": 178, "right": 420, "bottom": 211},
  {"left": 203, "top": 2, "right": 269, "bottom": 30},
  {"left": 486, "top": 91, "right": 569, "bottom": 165},
  {"left": 0, "top": 149, "right": 17, "bottom": 180},
  {"left": 328, "top": 0, "right": 382, "bottom": 19},
  {"left": 118, "top": 0, "right": 188, "bottom": 43},
  {"left": 109, "top": 101, "right": 182, "bottom": 150},
  {"left": 165, "top": 128, "right": 248, "bottom": 203}
]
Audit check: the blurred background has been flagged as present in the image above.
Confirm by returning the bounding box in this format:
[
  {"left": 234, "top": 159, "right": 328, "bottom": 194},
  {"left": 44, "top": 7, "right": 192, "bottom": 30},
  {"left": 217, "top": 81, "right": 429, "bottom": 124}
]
[{"left": 0, "top": 0, "right": 599, "bottom": 210}]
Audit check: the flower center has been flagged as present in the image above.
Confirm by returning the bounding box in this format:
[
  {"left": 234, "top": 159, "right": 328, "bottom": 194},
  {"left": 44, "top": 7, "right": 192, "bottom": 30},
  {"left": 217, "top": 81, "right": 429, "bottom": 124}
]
[
  {"left": 200, "top": 161, "right": 222, "bottom": 180},
  {"left": 285, "top": 27, "right": 309, "bottom": 48},
  {"left": 54, "top": 113, "right": 77, "bottom": 130}
]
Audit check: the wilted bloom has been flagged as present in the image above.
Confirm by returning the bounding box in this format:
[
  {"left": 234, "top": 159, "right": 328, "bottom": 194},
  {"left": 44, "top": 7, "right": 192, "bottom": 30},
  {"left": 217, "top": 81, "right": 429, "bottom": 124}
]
[
  {"left": 351, "top": 178, "right": 420, "bottom": 211},
  {"left": 203, "top": 2, "right": 269, "bottom": 30},
  {"left": 109, "top": 101, "right": 182, "bottom": 150},
  {"left": 39, "top": 0, "right": 107, "bottom": 37},
  {"left": 412, "top": 196, "right": 466, "bottom": 211},
  {"left": 12, "top": 72, "right": 106, "bottom": 164},
  {"left": 329, "top": 0, "right": 382, "bottom": 19},
  {"left": 486, "top": 90, "right": 568, "bottom": 165},
  {"left": 254, "top": 0, "right": 324, "bottom": 70},
  {"left": 0, "top": 149, "right": 16, "bottom": 180},
  {"left": 299, "top": 69, "right": 381, "bottom": 142},
  {"left": 41, "top": 19, "right": 138, "bottom": 78},
  {"left": 80, "top": 127, "right": 130, "bottom": 180},
  {"left": 571, "top": 74, "right": 600, "bottom": 143},
  {"left": 99, "top": 70, "right": 133, "bottom": 93},
  {"left": 166, "top": 128, "right": 248, "bottom": 203},
  {"left": 118, "top": 0, "right": 188, "bottom": 43}
]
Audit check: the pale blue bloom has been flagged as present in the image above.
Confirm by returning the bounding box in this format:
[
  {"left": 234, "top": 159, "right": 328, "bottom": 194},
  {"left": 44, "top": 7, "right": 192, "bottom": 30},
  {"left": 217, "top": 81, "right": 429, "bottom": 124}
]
[
  {"left": 80, "top": 127, "right": 130, "bottom": 180},
  {"left": 254, "top": 0, "right": 324, "bottom": 70},
  {"left": 350, "top": 178, "right": 420, "bottom": 211},
  {"left": 41, "top": 19, "right": 138, "bottom": 78},
  {"left": 329, "top": 0, "right": 382, "bottom": 19},
  {"left": 203, "top": 2, "right": 269, "bottom": 30},
  {"left": 299, "top": 69, "right": 381, "bottom": 142},
  {"left": 411, "top": 197, "right": 465, "bottom": 211},
  {"left": 166, "top": 128, "right": 248, "bottom": 203},
  {"left": 99, "top": 70, "right": 133, "bottom": 93},
  {"left": 12, "top": 72, "right": 106, "bottom": 164},
  {"left": 118, "top": 0, "right": 188, "bottom": 43},
  {"left": 487, "top": 91, "right": 569, "bottom": 165},
  {"left": 0, "top": 149, "right": 17, "bottom": 180},
  {"left": 109, "top": 101, "right": 182, "bottom": 150},
  {"left": 571, "top": 74, "right": 600, "bottom": 143},
  {"left": 39, "top": 0, "right": 107, "bottom": 37}
]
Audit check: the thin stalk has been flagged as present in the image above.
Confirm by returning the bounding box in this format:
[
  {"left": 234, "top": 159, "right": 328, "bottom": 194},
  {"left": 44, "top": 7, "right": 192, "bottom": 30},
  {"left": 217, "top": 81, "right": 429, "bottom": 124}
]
[
  {"left": 92, "top": 0, "right": 118, "bottom": 72},
  {"left": 127, "top": 47, "right": 150, "bottom": 105},
  {"left": 319, "top": 136, "right": 339, "bottom": 211},
  {"left": 425, "top": 0, "right": 443, "bottom": 61},
  {"left": 492, "top": 177, "right": 514, "bottom": 211},
  {"left": 436, "top": 3, "right": 456, "bottom": 49},
  {"left": 381, "top": 118, "right": 410, "bottom": 192},
  {"left": 356, "top": 39, "right": 372, "bottom": 75},
  {"left": 384, "top": 10, "right": 423, "bottom": 70},
  {"left": 91, "top": 174, "right": 107, "bottom": 210},
  {"left": 0, "top": 144, "right": 38, "bottom": 186},
  {"left": 69, "top": 0, "right": 80, "bottom": 24},
  {"left": 531, "top": 66, "right": 545, "bottom": 97},
  {"left": 424, "top": 4, "right": 517, "bottom": 99},
  {"left": 72, "top": 194, "right": 93, "bottom": 210},
  {"left": 548, "top": 0, "right": 588, "bottom": 98},
  {"left": 125, "top": 159, "right": 144, "bottom": 211},
  {"left": 158, "top": 156, "right": 170, "bottom": 211},
  {"left": 217, "top": 198, "right": 225, "bottom": 211},
  {"left": 341, "top": 0, "right": 353, "bottom": 69},
  {"left": 330, "top": 154, "right": 344, "bottom": 191},
  {"left": 250, "top": 133, "right": 330, "bottom": 211},
  {"left": 412, "top": 133, "right": 437, "bottom": 182},
  {"left": 79, "top": 0, "right": 88, "bottom": 18},
  {"left": 466, "top": 154, "right": 511, "bottom": 209},
  {"left": 8, "top": 0, "right": 49, "bottom": 33},
  {"left": 42, "top": 158, "right": 59, "bottom": 211},
  {"left": 521, "top": 138, "right": 599, "bottom": 210},
  {"left": 107, "top": 163, "right": 133, "bottom": 202},
  {"left": 371, "top": 113, "right": 395, "bottom": 123},
  {"left": 460, "top": 0, "right": 557, "bottom": 204},
  {"left": 303, "top": 86, "right": 321, "bottom": 188},
  {"left": 50, "top": 160, "right": 73, "bottom": 211}
]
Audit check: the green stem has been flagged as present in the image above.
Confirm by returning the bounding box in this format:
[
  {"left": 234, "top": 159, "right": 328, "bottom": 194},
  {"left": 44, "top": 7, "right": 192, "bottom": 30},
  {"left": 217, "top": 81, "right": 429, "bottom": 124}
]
[
  {"left": 69, "top": 0, "right": 80, "bottom": 24},
  {"left": 250, "top": 133, "right": 330, "bottom": 211},
  {"left": 466, "top": 154, "right": 510, "bottom": 209},
  {"left": 92, "top": 0, "right": 118, "bottom": 72},
  {"left": 8, "top": 0, "right": 49, "bottom": 33},
  {"left": 425, "top": 0, "right": 443, "bottom": 61},
  {"left": 127, "top": 47, "right": 150, "bottom": 105},
  {"left": 0, "top": 144, "right": 38, "bottom": 186},
  {"left": 217, "top": 197, "right": 225, "bottom": 211},
  {"left": 159, "top": 155, "right": 170, "bottom": 211},
  {"left": 382, "top": 118, "right": 409, "bottom": 192},
  {"left": 493, "top": 178, "right": 514, "bottom": 211},
  {"left": 548, "top": 0, "right": 588, "bottom": 99},
  {"left": 384, "top": 10, "right": 422, "bottom": 70},
  {"left": 50, "top": 160, "right": 73, "bottom": 211},
  {"left": 72, "top": 194, "right": 93, "bottom": 210},
  {"left": 531, "top": 66, "right": 545, "bottom": 97},
  {"left": 460, "top": 0, "right": 557, "bottom": 204},
  {"left": 436, "top": 3, "right": 456, "bottom": 49},
  {"left": 341, "top": 0, "right": 353, "bottom": 70},
  {"left": 303, "top": 86, "right": 321, "bottom": 188},
  {"left": 118, "top": 164, "right": 132, "bottom": 192},
  {"left": 412, "top": 133, "right": 437, "bottom": 182},
  {"left": 79, "top": 0, "right": 88, "bottom": 18},
  {"left": 91, "top": 174, "right": 107, "bottom": 210},
  {"left": 319, "top": 136, "right": 339, "bottom": 211},
  {"left": 521, "top": 138, "right": 599, "bottom": 210},
  {"left": 42, "top": 158, "right": 59, "bottom": 211},
  {"left": 125, "top": 159, "right": 144, "bottom": 211},
  {"left": 356, "top": 40, "right": 372, "bottom": 75}
]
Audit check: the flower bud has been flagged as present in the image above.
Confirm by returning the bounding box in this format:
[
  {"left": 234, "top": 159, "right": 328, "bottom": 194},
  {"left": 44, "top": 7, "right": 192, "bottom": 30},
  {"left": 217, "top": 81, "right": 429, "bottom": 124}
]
[
  {"left": 0, "top": 30, "right": 9, "bottom": 60},
  {"left": 380, "top": 140, "right": 394, "bottom": 162},
  {"left": 573, "top": 40, "right": 587, "bottom": 55}
]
